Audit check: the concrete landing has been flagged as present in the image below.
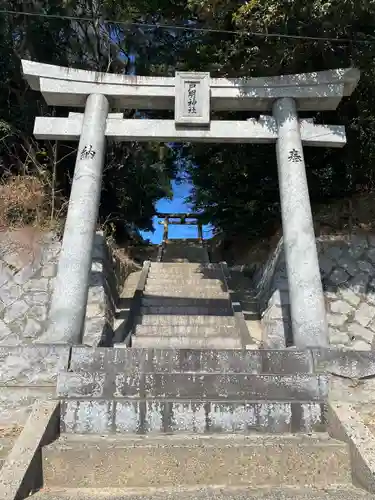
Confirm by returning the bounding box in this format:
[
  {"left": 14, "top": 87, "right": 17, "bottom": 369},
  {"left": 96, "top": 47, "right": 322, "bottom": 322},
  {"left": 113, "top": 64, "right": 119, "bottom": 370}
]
[
  {"left": 40, "top": 434, "right": 350, "bottom": 489},
  {"left": 30, "top": 486, "right": 375, "bottom": 499}
]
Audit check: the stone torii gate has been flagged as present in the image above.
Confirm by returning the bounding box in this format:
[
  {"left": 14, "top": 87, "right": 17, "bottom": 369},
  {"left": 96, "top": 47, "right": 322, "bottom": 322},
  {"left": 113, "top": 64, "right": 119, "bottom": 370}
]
[
  {"left": 156, "top": 213, "right": 205, "bottom": 261},
  {"left": 21, "top": 60, "right": 360, "bottom": 348}
]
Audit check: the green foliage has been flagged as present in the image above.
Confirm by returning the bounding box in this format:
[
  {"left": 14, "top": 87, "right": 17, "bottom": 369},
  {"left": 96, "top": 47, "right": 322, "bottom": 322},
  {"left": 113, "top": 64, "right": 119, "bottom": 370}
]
[
  {"left": 1, "top": 0, "right": 375, "bottom": 242},
  {"left": 0, "top": 0, "right": 187, "bottom": 239},
  {"left": 181, "top": 0, "right": 375, "bottom": 239}
]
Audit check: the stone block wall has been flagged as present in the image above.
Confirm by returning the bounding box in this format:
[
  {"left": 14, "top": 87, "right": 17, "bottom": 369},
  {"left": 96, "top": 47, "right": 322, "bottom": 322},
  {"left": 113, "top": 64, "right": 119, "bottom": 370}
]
[
  {"left": 0, "top": 230, "right": 126, "bottom": 346},
  {"left": 255, "top": 232, "right": 375, "bottom": 350}
]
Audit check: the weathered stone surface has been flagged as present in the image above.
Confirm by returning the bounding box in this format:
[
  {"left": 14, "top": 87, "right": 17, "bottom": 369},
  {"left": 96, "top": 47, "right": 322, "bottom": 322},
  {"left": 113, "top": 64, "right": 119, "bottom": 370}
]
[
  {"left": 28, "top": 304, "right": 48, "bottom": 322},
  {"left": 329, "top": 328, "right": 349, "bottom": 345},
  {"left": 23, "top": 278, "right": 49, "bottom": 292},
  {"left": 60, "top": 399, "right": 325, "bottom": 434},
  {"left": 326, "top": 245, "right": 344, "bottom": 262},
  {"left": 312, "top": 349, "right": 375, "bottom": 378},
  {"left": 268, "top": 289, "right": 291, "bottom": 307},
  {"left": 0, "top": 387, "right": 55, "bottom": 425},
  {"left": 355, "top": 303, "right": 375, "bottom": 327},
  {"left": 70, "top": 347, "right": 316, "bottom": 375},
  {"left": 0, "top": 346, "right": 69, "bottom": 386},
  {"left": 351, "top": 340, "right": 372, "bottom": 351},
  {"left": 0, "top": 230, "right": 122, "bottom": 345},
  {"left": 264, "top": 319, "right": 290, "bottom": 348},
  {"left": 23, "top": 318, "right": 42, "bottom": 338},
  {"left": 57, "top": 371, "right": 328, "bottom": 401},
  {"left": 0, "top": 321, "right": 12, "bottom": 338},
  {"left": 72, "top": 347, "right": 265, "bottom": 374},
  {"left": 326, "top": 314, "right": 347, "bottom": 328},
  {"left": 330, "top": 300, "right": 354, "bottom": 315},
  {"left": 40, "top": 262, "right": 57, "bottom": 278},
  {"left": 339, "top": 288, "right": 361, "bottom": 307},
  {"left": 358, "top": 260, "right": 375, "bottom": 274},
  {"left": 135, "top": 324, "right": 238, "bottom": 337},
  {"left": 319, "top": 255, "right": 335, "bottom": 276},
  {"left": 348, "top": 273, "right": 369, "bottom": 294},
  {"left": 3, "top": 300, "right": 29, "bottom": 323},
  {"left": 24, "top": 291, "right": 50, "bottom": 306},
  {"left": 367, "top": 247, "right": 375, "bottom": 263},
  {"left": 85, "top": 302, "right": 105, "bottom": 317},
  {"left": 261, "top": 350, "right": 313, "bottom": 374},
  {"left": 133, "top": 336, "right": 242, "bottom": 349},
  {"left": 337, "top": 257, "right": 358, "bottom": 277},
  {"left": 138, "top": 315, "right": 236, "bottom": 326},
  {"left": 348, "top": 323, "right": 374, "bottom": 344},
  {"left": 349, "top": 235, "right": 367, "bottom": 258},
  {"left": 366, "top": 290, "right": 375, "bottom": 306},
  {"left": 329, "top": 268, "right": 350, "bottom": 286},
  {"left": 83, "top": 317, "right": 108, "bottom": 347}
]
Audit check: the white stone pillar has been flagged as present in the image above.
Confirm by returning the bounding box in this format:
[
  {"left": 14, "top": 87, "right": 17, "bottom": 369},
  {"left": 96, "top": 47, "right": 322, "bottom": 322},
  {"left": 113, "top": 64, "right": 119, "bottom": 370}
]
[
  {"left": 273, "top": 97, "right": 328, "bottom": 347},
  {"left": 39, "top": 93, "right": 109, "bottom": 344}
]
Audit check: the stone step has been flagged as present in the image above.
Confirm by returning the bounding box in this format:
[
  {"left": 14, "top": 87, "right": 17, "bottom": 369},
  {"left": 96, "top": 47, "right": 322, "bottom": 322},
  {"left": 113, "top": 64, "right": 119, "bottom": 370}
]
[
  {"left": 162, "top": 250, "right": 207, "bottom": 255},
  {"left": 151, "top": 263, "right": 220, "bottom": 269},
  {"left": 31, "top": 485, "right": 375, "bottom": 500},
  {"left": 145, "top": 281, "right": 224, "bottom": 287},
  {"left": 140, "top": 306, "right": 233, "bottom": 316},
  {"left": 162, "top": 259, "right": 207, "bottom": 263},
  {"left": 242, "top": 299, "right": 260, "bottom": 312},
  {"left": 141, "top": 297, "right": 231, "bottom": 307},
  {"left": 144, "top": 287, "right": 227, "bottom": 294},
  {"left": 146, "top": 277, "right": 225, "bottom": 286},
  {"left": 162, "top": 254, "right": 207, "bottom": 260},
  {"left": 133, "top": 325, "right": 238, "bottom": 336},
  {"left": 68, "top": 347, "right": 314, "bottom": 374},
  {"left": 0, "top": 437, "right": 14, "bottom": 470},
  {"left": 136, "top": 315, "right": 236, "bottom": 325},
  {"left": 149, "top": 264, "right": 217, "bottom": 269},
  {"left": 162, "top": 244, "right": 206, "bottom": 249},
  {"left": 131, "top": 336, "right": 242, "bottom": 349},
  {"left": 165, "top": 238, "right": 203, "bottom": 242},
  {"left": 143, "top": 289, "right": 228, "bottom": 298},
  {"left": 147, "top": 271, "right": 222, "bottom": 279},
  {"left": 162, "top": 250, "right": 207, "bottom": 254},
  {"left": 39, "top": 434, "right": 349, "bottom": 488},
  {"left": 57, "top": 371, "right": 327, "bottom": 401},
  {"left": 162, "top": 252, "right": 206, "bottom": 257},
  {"left": 60, "top": 400, "right": 326, "bottom": 434}
]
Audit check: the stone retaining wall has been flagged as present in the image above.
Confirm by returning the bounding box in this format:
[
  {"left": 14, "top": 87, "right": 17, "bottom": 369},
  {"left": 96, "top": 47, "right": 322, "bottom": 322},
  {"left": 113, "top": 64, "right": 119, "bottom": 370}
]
[
  {"left": 0, "top": 230, "right": 126, "bottom": 346},
  {"left": 255, "top": 232, "right": 375, "bottom": 350}
]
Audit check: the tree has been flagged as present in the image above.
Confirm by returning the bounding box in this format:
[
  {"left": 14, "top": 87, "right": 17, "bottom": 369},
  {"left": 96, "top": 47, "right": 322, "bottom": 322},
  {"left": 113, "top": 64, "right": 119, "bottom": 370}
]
[
  {"left": 182, "top": 0, "right": 375, "bottom": 239},
  {"left": 0, "top": 0, "right": 188, "bottom": 239}
]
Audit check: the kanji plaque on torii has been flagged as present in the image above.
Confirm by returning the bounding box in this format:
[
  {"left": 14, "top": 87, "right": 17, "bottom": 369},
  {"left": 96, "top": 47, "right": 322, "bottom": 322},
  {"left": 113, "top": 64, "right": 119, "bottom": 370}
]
[{"left": 174, "top": 72, "right": 210, "bottom": 126}]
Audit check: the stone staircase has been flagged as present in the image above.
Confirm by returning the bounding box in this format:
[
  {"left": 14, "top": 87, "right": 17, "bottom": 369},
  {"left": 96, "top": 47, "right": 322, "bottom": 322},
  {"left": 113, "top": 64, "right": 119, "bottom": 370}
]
[
  {"left": 162, "top": 238, "right": 209, "bottom": 263},
  {"left": 133, "top": 262, "right": 243, "bottom": 348},
  {"left": 25, "top": 239, "right": 375, "bottom": 499},
  {"left": 129, "top": 237, "right": 247, "bottom": 349},
  {"left": 31, "top": 348, "right": 372, "bottom": 499}
]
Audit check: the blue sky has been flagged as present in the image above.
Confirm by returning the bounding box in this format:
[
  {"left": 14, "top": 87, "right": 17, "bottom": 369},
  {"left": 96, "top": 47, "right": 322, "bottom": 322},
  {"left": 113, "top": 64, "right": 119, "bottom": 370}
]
[
  {"left": 120, "top": 50, "right": 213, "bottom": 243},
  {"left": 141, "top": 180, "right": 213, "bottom": 243}
]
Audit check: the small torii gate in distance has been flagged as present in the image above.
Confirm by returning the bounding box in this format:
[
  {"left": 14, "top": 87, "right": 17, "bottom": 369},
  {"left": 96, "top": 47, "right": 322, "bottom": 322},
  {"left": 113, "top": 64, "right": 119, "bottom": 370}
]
[
  {"left": 156, "top": 213, "right": 205, "bottom": 262},
  {"left": 157, "top": 213, "right": 205, "bottom": 241},
  {"left": 21, "top": 60, "right": 360, "bottom": 348}
]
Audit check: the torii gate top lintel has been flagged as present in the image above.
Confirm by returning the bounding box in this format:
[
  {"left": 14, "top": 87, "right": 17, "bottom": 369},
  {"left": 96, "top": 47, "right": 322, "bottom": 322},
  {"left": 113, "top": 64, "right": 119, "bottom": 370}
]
[{"left": 21, "top": 59, "right": 359, "bottom": 113}]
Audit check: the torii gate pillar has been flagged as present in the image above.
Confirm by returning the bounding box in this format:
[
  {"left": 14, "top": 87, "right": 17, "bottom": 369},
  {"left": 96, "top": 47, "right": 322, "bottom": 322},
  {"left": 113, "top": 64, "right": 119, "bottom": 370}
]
[
  {"left": 46, "top": 94, "right": 109, "bottom": 343},
  {"left": 273, "top": 97, "right": 328, "bottom": 347}
]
